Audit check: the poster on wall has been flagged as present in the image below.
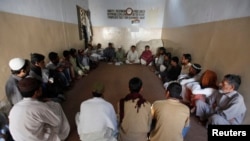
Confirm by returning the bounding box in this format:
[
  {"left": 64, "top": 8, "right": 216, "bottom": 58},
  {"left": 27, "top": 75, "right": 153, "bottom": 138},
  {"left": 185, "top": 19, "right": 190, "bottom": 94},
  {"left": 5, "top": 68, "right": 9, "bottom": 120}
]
[{"left": 76, "top": 5, "right": 92, "bottom": 47}]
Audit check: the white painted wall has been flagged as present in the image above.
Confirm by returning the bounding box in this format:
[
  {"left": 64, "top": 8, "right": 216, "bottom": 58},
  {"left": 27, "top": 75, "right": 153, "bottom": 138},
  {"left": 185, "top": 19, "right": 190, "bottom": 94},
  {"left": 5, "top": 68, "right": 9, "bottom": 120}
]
[
  {"left": 0, "top": 0, "right": 88, "bottom": 24},
  {"left": 163, "top": 0, "right": 250, "bottom": 28},
  {"left": 88, "top": 0, "right": 166, "bottom": 28},
  {"left": 1, "top": 0, "right": 249, "bottom": 31}
]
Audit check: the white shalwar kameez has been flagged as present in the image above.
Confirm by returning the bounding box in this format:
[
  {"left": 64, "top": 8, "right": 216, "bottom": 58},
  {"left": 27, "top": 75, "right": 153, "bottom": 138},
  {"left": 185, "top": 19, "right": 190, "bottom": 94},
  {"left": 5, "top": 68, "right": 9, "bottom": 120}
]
[
  {"left": 9, "top": 98, "right": 70, "bottom": 141},
  {"left": 75, "top": 97, "right": 118, "bottom": 141}
]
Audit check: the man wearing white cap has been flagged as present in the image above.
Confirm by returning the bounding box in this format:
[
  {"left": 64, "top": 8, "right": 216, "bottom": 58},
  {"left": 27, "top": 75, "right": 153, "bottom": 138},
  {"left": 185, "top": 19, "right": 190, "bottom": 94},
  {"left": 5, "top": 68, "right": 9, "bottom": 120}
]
[
  {"left": 5, "top": 58, "right": 30, "bottom": 105},
  {"left": 163, "top": 63, "right": 202, "bottom": 103}
]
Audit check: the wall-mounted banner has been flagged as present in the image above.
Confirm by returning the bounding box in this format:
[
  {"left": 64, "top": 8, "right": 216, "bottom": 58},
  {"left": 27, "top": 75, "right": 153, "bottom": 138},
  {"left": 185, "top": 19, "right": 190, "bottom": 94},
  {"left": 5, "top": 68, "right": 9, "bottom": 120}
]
[{"left": 107, "top": 9, "right": 145, "bottom": 20}]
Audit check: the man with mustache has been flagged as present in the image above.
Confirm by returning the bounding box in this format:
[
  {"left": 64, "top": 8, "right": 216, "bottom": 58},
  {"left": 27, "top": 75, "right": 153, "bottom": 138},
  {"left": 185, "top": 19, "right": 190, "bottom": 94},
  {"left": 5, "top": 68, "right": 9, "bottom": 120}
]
[{"left": 195, "top": 74, "right": 246, "bottom": 126}]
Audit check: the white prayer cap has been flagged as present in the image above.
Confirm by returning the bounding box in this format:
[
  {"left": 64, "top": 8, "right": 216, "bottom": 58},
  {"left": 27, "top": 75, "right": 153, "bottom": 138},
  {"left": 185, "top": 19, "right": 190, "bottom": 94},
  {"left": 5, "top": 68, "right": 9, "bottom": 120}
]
[
  {"left": 191, "top": 63, "right": 202, "bottom": 71},
  {"left": 9, "top": 58, "right": 25, "bottom": 71}
]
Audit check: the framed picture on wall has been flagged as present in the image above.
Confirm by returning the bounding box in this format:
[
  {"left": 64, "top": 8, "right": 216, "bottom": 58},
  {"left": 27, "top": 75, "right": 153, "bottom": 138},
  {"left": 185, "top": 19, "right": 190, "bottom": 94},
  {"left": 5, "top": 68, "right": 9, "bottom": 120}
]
[
  {"left": 76, "top": 5, "right": 92, "bottom": 48},
  {"left": 76, "top": 5, "right": 85, "bottom": 40}
]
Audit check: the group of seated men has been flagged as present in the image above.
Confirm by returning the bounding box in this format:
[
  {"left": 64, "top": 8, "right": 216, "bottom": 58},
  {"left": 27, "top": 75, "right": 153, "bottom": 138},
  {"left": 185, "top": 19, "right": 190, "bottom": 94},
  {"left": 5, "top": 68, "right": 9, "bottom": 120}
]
[
  {"left": 5, "top": 48, "right": 96, "bottom": 106},
  {"left": 158, "top": 51, "right": 247, "bottom": 127},
  {"left": 91, "top": 42, "right": 154, "bottom": 66},
  {"left": 1, "top": 43, "right": 247, "bottom": 141},
  {"left": 3, "top": 44, "right": 108, "bottom": 140},
  {"left": 75, "top": 70, "right": 246, "bottom": 141}
]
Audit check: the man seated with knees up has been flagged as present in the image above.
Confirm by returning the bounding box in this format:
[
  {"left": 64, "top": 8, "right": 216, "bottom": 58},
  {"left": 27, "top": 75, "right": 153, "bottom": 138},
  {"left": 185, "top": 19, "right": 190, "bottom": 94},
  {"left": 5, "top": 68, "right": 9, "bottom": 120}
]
[
  {"left": 46, "top": 52, "right": 72, "bottom": 89},
  {"left": 29, "top": 53, "right": 65, "bottom": 102},
  {"left": 75, "top": 82, "right": 118, "bottom": 141},
  {"left": 150, "top": 82, "right": 190, "bottom": 141},
  {"left": 195, "top": 74, "right": 246, "bottom": 126},
  {"left": 69, "top": 48, "right": 88, "bottom": 77},
  {"left": 8, "top": 77, "right": 70, "bottom": 141}
]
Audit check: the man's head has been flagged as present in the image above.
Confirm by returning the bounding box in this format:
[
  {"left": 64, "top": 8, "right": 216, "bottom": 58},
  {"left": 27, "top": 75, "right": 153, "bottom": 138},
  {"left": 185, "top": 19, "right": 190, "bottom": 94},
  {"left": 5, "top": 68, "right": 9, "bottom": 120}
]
[
  {"left": 87, "top": 44, "right": 93, "bottom": 49},
  {"left": 129, "top": 77, "right": 142, "bottom": 93},
  {"left": 18, "top": 77, "right": 42, "bottom": 98},
  {"left": 118, "top": 46, "right": 122, "bottom": 51},
  {"left": 171, "top": 56, "right": 179, "bottom": 66},
  {"left": 166, "top": 82, "right": 182, "bottom": 99},
  {"left": 181, "top": 54, "right": 192, "bottom": 65},
  {"left": 30, "top": 53, "right": 45, "bottom": 68},
  {"left": 158, "top": 47, "right": 166, "bottom": 55},
  {"left": 97, "top": 43, "right": 102, "bottom": 49},
  {"left": 189, "top": 63, "right": 202, "bottom": 77},
  {"left": 9, "top": 58, "right": 30, "bottom": 77},
  {"left": 145, "top": 45, "right": 150, "bottom": 50},
  {"left": 200, "top": 70, "right": 218, "bottom": 89},
  {"left": 92, "top": 82, "right": 105, "bottom": 97},
  {"left": 164, "top": 52, "right": 171, "bottom": 61},
  {"left": 48, "top": 52, "right": 59, "bottom": 65},
  {"left": 219, "top": 74, "right": 241, "bottom": 94},
  {"left": 108, "top": 42, "right": 113, "bottom": 48},
  {"left": 63, "top": 50, "right": 70, "bottom": 58},
  {"left": 70, "top": 48, "right": 77, "bottom": 57},
  {"left": 131, "top": 45, "right": 136, "bottom": 52}
]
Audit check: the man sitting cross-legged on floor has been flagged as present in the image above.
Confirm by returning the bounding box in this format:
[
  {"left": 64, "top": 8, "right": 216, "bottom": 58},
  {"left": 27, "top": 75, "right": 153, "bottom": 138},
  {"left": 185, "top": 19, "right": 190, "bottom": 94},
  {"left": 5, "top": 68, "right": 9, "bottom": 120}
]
[
  {"left": 8, "top": 77, "right": 70, "bottom": 141},
  {"left": 159, "top": 56, "right": 181, "bottom": 83},
  {"left": 164, "top": 63, "right": 202, "bottom": 105},
  {"left": 185, "top": 70, "right": 218, "bottom": 113},
  {"left": 195, "top": 74, "right": 247, "bottom": 126},
  {"left": 118, "top": 77, "right": 151, "bottom": 141},
  {"left": 115, "top": 46, "right": 126, "bottom": 65},
  {"left": 103, "top": 42, "right": 116, "bottom": 63},
  {"left": 150, "top": 82, "right": 190, "bottom": 141},
  {"left": 75, "top": 82, "right": 118, "bottom": 141},
  {"left": 125, "top": 45, "right": 140, "bottom": 64},
  {"left": 140, "top": 45, "right": 154, "bottom": 66}
]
